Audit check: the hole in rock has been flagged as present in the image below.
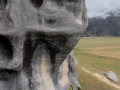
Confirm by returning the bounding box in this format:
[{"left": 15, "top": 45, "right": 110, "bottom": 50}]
[
  {"left": 0, "top": 35, "right": 13, "bottom": 59},
  {"left": 0, "top": 0, "right": 7, "bottom": 9},
  {"left": 4, "top": 0, "right": 7, "bottom": 5},
  {"left": 29, "top": 0, "right": 43, "bottom": 8},
  {"left": 0, "top": 69, "right": 16, "bottom": 80},
  {"left": 45, "top": 19, "right": 57, "bottom": 24},
  {"left": 67, "top": 0, "right": 73, "bottom": 2},
  {"left": 0, "top": 0, "right": 7, "bottom": 5}
]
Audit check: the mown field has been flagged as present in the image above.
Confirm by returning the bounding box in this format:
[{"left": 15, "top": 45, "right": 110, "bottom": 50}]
[{"left": 73, "top": 37, "right": 120, "bottom": 90}]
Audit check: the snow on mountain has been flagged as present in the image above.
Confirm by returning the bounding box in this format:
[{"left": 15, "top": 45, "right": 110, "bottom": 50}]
[
  {"left": 96, "top": 6, "right": 120, "bottom": 18},
  {"left": 85, "top": 0, "right": 120, "bottom": 37},
  {"left": 105, "top": 7, "right": 120, "bottom": 16},
  {"left": 85, "top": 0, "right": 120, "bottom": 18},
  {"left": 87, "top": 8, "right": 110, "bottom": 18}
]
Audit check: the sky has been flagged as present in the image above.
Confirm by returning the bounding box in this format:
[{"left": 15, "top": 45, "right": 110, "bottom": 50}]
[{"left": 85, "top": 0, "right": 120, "bottom": 18}]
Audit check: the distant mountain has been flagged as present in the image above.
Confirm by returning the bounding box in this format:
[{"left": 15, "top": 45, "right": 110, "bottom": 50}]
[
  {"left": 97, "top": 6, "right": 120, "bottom": 18},
  {"left": 84, "top": 7, "right": 120, "bottom": 37}
]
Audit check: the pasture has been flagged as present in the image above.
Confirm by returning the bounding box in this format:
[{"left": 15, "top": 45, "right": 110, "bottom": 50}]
[{"left": 74, "top": 37, "right": 120, "bottom": 90}]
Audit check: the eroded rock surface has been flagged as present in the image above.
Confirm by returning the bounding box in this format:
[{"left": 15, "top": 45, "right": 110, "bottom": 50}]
[
  {"left": 67, "top": 51, "right": 82, "bottom": 89},
  {"left": 0, "top": 0, "right": 87, "bottom": 90}
]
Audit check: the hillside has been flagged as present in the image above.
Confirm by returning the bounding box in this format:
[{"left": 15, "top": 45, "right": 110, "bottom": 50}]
[{"left": 84, "top": 7, "right": 120, "bottom": 37}]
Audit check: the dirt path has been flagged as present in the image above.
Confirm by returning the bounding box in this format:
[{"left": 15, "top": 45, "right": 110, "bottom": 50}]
[{"left": 81, "top": 67, "right": 120, "bottom": 90}]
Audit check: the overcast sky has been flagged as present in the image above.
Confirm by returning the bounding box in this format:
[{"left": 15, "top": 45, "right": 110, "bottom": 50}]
[{"left": 85, "top": 0, "right": 120, "bottom": 18}]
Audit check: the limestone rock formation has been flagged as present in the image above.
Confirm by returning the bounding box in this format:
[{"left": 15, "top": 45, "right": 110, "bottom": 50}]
[
  {"left": 0, "top": 0, "right": 87, "bottom": 90},
  {"left": 105, "top": 71, "right": 119, "bottom": 83},
  {"left": 67, "top": 51, "right": 82, "bottom": 90}
]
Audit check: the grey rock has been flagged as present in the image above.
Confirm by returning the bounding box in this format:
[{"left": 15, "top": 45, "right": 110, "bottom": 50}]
[
  {"left": 105, "top": 71, "right": 118, "bottom": 83},
  {"left": 0, "top": 0, "right": 87, "bottom": 90},
  {"left": 67, "top": 51, "right": 82, "bottom": 90}
]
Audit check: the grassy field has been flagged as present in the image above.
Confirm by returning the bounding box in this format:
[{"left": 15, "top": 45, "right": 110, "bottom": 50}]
[
  {"left": 73, "top": 37, "right": 120, "bottom": 90},
  {"left": 76, "top": 65, "right": 120, "bottom": 90}
]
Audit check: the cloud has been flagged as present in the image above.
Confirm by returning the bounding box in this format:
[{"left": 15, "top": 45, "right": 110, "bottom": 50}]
[{"left": 85, "top": 0, "right": 120, "bottom": 18}]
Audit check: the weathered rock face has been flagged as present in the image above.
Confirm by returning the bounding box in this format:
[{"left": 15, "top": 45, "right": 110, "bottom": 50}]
[
  {"left": 105, "top": 71, "right": 118, "bottom": 83},
  {"left": 67, "top": 51, "right": 82, "bottom": 89},
  {"left": 0, "top": 0, "right": 87, "bottom": 90}
]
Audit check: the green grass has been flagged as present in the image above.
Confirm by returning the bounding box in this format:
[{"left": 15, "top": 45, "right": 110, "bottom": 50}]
[
  {"left": 75, "top": 37, "right": 120, "bottom": 48},
  {"left": 77, "top": 65, "right": 120, "bottom": 90},
  {"left": 73, "top": 37, "right": 120, "bottom": 89},
  {"left": 75, "top": 51, "right": 120, "bottom": 76}
]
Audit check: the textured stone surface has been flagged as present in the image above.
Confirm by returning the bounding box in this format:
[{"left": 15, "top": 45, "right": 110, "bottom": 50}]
[
  {"left": 0, "top": 0, "right": 87, "bottom": 90},
  {"left": 105, "top": 71, "right": 118, "bottom": 83},
  {"left": 67, "top": 51, "right": 82, "bottom": 90}
]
